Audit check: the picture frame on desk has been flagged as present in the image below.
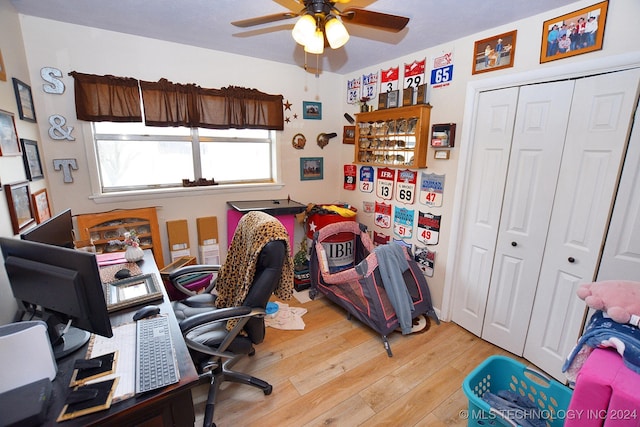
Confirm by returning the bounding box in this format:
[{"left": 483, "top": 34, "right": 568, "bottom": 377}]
[{"left": 103, "top": 273, "right": 163, "bottom": 313}]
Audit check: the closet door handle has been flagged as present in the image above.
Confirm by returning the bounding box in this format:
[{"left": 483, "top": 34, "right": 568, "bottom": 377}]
[
  {"left": 511, "top": 241, "right": 517, "bottom": 247},
  {"left": 568, "top": 257, "right": 575, "bottom": 263}
]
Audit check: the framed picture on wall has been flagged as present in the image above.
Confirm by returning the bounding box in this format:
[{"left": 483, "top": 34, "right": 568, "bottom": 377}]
[
  {"left": 4, "top": 180, "right": 35, "bottom": 234},
  {"left": 300, "top": 157, "right": 323, "bottom": 181},
  {"left": 31, "top": 188, "right": 51, "bottom": 224},
  {"left": 0, "top": 109, "right": 21, "bottom": 156},
  {"left": 12, "top": 78, "right": 37, "bottom": 122},
  {"left": 472, "top": 30, "right": 517, "bottom": 75},
  {"left": 343, "top": 126, "right": 355, "bottom": 144},
  {"left": 0, "top": 49, "right": 6, "bottom": 81},
  {"left": 302, "top": 101, "right": 322, "bottom": 120},
  {"left": 21, "top": 139, "right": 44, "bottom": 181},
  {"left": 540, "top": 1, "right": 608, "bottom": 63}
]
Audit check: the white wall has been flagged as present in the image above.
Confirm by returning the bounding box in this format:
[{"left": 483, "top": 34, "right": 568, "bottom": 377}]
[
  {"left": 1, "top": 0, "right": 638, "bottom": 326},
  {"left": 0, "top": 0, "right": 46, "bottom": 323},
  {"left": 336, "top": 0, "right": 640, "bottom": 311}
]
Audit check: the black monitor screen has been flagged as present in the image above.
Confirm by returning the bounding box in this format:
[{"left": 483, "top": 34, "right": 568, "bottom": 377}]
[
  {"left": 21, "top": 208, "right": 74, "bottom": 248},
  {"left": 0, "top": 237, "right": 112, "bottom": 359}
]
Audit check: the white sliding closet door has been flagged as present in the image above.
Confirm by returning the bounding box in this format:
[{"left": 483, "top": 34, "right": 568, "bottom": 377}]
[
  {"left": 596, "top": 102, "right": 640, "bottom": 281},
  {"left": 481, "top": 80, "right": 574, "bottom": 354},
  {"left": 524, "top": 68, "right": 640, "bottom": 380},
  {"left": 452, "top": 68, "right": 640, "bottom": 381},
  {"left": 451, "top": 87, "right": 518, "bottom": 336}
]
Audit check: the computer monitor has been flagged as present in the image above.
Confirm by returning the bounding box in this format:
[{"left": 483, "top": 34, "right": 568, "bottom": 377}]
[
  {"left": 20, "top": 208, "right": 74, "bottom": 248},
  {"left": 0, "top": 237, "right": 113, "bottom": 360}
]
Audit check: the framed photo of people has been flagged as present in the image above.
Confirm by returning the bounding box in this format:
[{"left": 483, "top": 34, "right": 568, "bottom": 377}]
[
  {"left": 472, "top": 30, "right": 517, "bottom": 75},
  {"left": 540, "top": 1, "right": 608, "bottom": 63},
  {"left": 300, "top": 157, "right": 323, "bottom": 181}
]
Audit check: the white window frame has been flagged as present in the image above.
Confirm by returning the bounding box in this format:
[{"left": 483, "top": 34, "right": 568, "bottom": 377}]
[{"left": 82, "top": 122, "right": 283, "bottom": 203}]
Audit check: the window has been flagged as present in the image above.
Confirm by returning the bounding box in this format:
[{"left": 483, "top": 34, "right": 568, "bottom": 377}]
[{"left": 93, "top": 122, "right": 275, "bottom": 193}]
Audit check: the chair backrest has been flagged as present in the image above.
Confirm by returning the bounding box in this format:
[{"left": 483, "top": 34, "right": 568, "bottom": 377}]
[{"left": 242, "top": 240, "right": 287, "bottom": 343}]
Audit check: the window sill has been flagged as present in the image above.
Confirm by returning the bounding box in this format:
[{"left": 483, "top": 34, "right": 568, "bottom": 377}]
[{"left": 88, "top": 182, "right": 285, "bottom": 204}]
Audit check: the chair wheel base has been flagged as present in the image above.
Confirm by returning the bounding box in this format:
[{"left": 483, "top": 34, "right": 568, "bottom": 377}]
[{"left": 264, "top": 385, "right": 273, "bottom": 395}]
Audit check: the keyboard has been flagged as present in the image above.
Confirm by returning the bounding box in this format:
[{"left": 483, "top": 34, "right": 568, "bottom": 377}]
[{"left": 135, "top": 316, "right": 179, "bottom": 394}]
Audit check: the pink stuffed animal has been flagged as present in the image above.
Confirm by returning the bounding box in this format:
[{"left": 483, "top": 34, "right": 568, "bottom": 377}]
[{"left": 577, "top": 280, "right": 640, "bottom": 327}]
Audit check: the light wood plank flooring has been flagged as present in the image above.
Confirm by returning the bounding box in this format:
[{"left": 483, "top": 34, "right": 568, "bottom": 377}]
[{"left": 192, "top": 295, "right": 529, "bottom": 427}]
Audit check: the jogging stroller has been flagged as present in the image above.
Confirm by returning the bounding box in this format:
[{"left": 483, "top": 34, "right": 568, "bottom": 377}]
[{"left": 309, "top": 220, "right": 439, "bottom": 356}]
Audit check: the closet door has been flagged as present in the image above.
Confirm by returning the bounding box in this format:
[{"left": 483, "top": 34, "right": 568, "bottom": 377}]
[
  {"left": 597, "top": 102, "right": 640, "bottom": 281},
  {"left": 451, "top": 87, "right": 518, "bottom": 336},
  {"left": 524, "top": 68, "right": 640, "bottom": 380},
  {"left": 481, "top": 80, "right": 574, "bottom": 354}
]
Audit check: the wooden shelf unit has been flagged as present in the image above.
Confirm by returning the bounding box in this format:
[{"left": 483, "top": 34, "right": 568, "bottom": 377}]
[
  {"left": 354, "top": 104, "right": 432, "bottom": 169},
  {"left": 76, "top": 207, "right": 165, "bottom": 268}
]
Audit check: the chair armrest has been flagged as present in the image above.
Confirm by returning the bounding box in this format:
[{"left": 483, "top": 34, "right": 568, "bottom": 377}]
[
  {"left": 169, "top": 265, "right": 220, "bottom": 297},
  {"left": 179, "top": 306, "right": 257, "bottom": 333},
  {"left": 168, "top": 264, "right": 221, "bottom": 281}
]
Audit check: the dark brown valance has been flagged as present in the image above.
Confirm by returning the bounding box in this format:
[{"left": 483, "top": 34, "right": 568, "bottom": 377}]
[
  {"left": 69, "top": 72, "right": 142, "bottom": 122},
  {"left": 141, "top": 81, "right": 284, "bottom": 130},
  {"left": 139, "top": 79, "right": 199, "bottom": 127}
]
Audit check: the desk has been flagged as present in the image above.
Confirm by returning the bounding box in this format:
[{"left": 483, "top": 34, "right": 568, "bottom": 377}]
[{"left": 44, "top": 250, "right": 199, "bottom": 426}]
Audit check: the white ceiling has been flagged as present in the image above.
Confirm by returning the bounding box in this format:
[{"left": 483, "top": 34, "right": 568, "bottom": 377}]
[{"left": 10, "top": 0, "right": 578, "bottom": 74}]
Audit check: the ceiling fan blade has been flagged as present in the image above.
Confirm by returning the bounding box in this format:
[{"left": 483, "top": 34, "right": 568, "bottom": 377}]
[
  {"left": 231, "top": 12, "right": 298, "bottom": 28},
  {"left": 340, "top": 8, "right": 409, "bottom": 32}
]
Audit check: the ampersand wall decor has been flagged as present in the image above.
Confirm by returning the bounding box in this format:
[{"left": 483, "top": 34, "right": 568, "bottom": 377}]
[{"left": 48, "top": 114, "right": 75, "bottom": 140}]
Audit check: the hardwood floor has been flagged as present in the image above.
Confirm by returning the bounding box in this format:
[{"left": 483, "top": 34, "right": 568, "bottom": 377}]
[{"left": 192, "top": 295, "right": 529, "bottom": 427}]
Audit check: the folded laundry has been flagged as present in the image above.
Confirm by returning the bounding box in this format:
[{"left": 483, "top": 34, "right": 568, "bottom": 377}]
[
  {"left": 482, "top": 390, "right": 546, "bottom": 427},
  {"left": 563, "top": 310, "right": 640, "bottom": 376}
]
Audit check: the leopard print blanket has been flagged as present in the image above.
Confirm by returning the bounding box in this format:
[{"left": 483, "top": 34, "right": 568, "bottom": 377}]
[{"left": 214, "top": 211, "right": 294, "bottom": 311}]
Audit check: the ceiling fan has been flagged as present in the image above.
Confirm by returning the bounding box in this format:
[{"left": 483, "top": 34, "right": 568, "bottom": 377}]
[{"left": 231, "top": 0, "right": 410, "bottom": 54}]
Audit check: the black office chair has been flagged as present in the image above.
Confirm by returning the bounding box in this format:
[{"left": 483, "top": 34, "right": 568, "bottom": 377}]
[{"left": 171, "top": 211, "right": 292, "bottom": 427}]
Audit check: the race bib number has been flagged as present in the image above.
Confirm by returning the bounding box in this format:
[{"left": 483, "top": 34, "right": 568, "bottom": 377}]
[
  {"left": 344, "top": 164, "right": 356, "bottom": 190},
  {"left": 359, "top": 166, "right": 374, "bottom": 193},
  {"left": 347, "top": 77, "right": 361, "bottom": 104},
  {"left": 362, "top": 72, "right": 378, "bottom": 100},
  {"left": 393, "top": 207, "right": 415, "bottom": 239},
  {"left": 420, "top": 172, "right": 445, "bottom": 207},
  {"left": 395, "top": 169, "right": 417, "bottom": 204},
  {"left": 376, "top": 167, "right": 395, "bottom": 200},
  {"left": 375, "top": 202, "right": 392, "bottom": 229},
  {"left": 380, "top": 66, "right": 399, "bottom": 93},
  {"left": 414, "top": 246, "right": 436, "bottom": 277},
  {"left": 417, "top": 211, "right": 441, "bottom": 245},
  {"left": 404, "top": 59, "right": 426, "bottom": 89}
]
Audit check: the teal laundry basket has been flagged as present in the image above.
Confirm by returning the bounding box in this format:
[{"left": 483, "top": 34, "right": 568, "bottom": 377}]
[{"left": 462, "top": 355, "right": 572, "bottom": 427}]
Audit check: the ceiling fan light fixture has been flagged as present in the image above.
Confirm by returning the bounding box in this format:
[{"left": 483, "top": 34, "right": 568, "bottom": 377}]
[
  {"left": 292, "top": 14, "right": 316, "bottom": 46},
  {"left": 304, "top": 28, "right": 325, "bottom": 54},
  {"left": 324, "top": 15, "right": 349, "bottom": 49}
]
